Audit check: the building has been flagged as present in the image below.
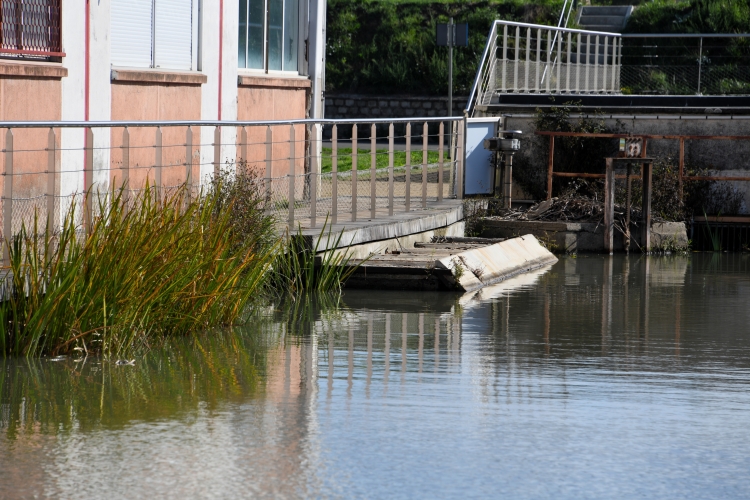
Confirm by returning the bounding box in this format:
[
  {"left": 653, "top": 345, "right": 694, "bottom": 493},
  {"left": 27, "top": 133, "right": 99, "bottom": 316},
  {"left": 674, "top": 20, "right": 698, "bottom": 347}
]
[{"left": 0, "top": 0, "right": 327, "bottom": 201}]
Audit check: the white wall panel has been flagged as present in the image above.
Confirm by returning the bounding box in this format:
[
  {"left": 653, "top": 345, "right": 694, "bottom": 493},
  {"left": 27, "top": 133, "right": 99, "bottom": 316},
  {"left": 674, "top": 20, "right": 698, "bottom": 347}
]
[{"left": 111, "top": 0, "right": 153, "bottom": 67}]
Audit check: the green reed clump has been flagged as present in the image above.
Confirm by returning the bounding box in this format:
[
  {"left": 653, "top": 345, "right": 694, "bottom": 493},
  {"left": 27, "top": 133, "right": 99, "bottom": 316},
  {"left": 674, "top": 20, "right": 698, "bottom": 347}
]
[{"left": 0, "top": 180, "right": 275, "bottom": 358}]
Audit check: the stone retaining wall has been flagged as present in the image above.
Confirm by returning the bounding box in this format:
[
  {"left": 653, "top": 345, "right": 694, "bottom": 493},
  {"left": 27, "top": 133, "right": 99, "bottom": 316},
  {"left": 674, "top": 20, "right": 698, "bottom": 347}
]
[{"left": 325, "top": 94, "right": 468, "bottom": 119}]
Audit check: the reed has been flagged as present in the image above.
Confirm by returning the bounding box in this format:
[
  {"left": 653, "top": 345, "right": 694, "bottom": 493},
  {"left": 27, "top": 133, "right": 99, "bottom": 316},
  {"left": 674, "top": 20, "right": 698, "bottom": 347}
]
[{"left": 0, "top": 180, "right": 275, "bottom": 357}]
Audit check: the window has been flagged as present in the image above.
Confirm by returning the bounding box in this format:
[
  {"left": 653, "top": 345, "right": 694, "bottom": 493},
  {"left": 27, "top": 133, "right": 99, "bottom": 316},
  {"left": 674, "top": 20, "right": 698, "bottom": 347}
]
[
  {"left": 238, "top": 0, "right": 298, "bottom": 72},
  {"left": 111, "top": 0, "right": 198, "bottom": 71},
  {"left": 0, "top": 0, "right": 63, "bottom": 58}
]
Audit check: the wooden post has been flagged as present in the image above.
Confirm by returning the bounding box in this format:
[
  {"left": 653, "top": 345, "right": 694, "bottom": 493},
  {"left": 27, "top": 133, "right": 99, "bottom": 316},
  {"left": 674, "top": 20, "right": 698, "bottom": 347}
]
[
  {"left": 422, "top": 122, "right": 428, "bottom": 209},
  {"left": 546, "top": 135, "right": 555, "bottom": 200},
  {"left": 405, "top": 122, "right": 411, "bottom": 211},
  {"left": 265, "top": 126, "right": 272, "bottom": 204},
  {"left": 642, "top": 160, "right": 653, "bottom": 253},
  {"left": 123, "top": 127, "right": 131, "bottom": 208},
  {"left": 604, "top": 158, "right": 615, "bottom": 254},
  {"left": 47, "top": 128, "right": 56, "bottom": 234},
  {"left": 84, "top": 128, "right": 94, "bottom": 234},
  {"left": 371, "top": 123, "right": 377, "bottom": 219},
  {"left": 310, "top": 123, "right": 318, "bottom": 228},
  {"left": 3, "top": 129, "right": 13, "bottom": 266},
  {"left": 155, "top": 126, "right": 163, "bottom": 202},
  {"left": 213, "top": 126, "right": 221, "bottom": 179},
  {"left": 184, "top": 126, "right": 192, "bottom": 203},
  {"left": 678, "top": 137, "right": 685, "bottom": 202}
]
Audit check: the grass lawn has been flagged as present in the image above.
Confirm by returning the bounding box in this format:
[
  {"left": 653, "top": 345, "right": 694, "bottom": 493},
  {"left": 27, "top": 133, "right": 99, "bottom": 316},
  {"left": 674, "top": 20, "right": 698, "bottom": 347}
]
[{"left": 321, "top": 148, "right": 450, "bottom": 173}]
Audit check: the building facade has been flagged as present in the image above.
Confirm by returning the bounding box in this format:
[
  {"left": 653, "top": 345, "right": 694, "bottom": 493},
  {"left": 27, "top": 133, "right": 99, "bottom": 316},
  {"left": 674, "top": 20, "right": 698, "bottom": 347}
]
[{"left": 0, "top": 0, "right": 326, "bottom": 200}]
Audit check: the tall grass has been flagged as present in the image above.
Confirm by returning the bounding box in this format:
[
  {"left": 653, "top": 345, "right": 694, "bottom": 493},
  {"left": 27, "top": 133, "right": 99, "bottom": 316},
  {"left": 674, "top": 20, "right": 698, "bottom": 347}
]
[{"left": 0, "top": 181, "right": 275, "bottom": 357}]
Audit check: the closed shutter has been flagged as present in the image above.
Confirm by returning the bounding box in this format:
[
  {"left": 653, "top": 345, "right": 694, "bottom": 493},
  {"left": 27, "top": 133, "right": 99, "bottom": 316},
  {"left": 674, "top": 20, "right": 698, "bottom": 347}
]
[
  {"left": 111, "top": 0, "right": 153, "bottom": 67},
  {"left": 154, "top": 0, "right": 193, "bottom": 70}
]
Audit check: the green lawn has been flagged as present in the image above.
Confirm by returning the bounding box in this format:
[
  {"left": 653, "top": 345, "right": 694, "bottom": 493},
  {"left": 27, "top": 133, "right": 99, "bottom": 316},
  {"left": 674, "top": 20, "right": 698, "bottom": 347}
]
[{"left": 321, "top": 148, "right": 449, "bottom": 173}]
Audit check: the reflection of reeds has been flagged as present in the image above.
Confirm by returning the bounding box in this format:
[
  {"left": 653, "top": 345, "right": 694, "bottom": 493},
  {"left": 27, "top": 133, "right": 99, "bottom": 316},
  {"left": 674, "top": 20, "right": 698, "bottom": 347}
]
[
  {"left": 0, "top": 328, "right": 271, "bottom": 436},
  {"left": 0, "top": 181, "right": 274, "bottom": 357}
]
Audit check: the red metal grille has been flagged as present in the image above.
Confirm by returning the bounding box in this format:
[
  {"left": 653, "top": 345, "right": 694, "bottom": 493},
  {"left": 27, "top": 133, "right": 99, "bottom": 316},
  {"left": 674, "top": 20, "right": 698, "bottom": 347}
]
[{"left": 0, "top": 0, "right": 63, "bottom": 58}]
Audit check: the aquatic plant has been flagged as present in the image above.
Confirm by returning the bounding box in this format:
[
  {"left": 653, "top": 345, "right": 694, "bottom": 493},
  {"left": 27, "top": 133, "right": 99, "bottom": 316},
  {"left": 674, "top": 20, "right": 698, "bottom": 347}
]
[
  {"left": 0, "top": 180, "right": 275, "bottom": 358},
  {"left": 702, "top": 209, "right": 723, "bottom": 252}
]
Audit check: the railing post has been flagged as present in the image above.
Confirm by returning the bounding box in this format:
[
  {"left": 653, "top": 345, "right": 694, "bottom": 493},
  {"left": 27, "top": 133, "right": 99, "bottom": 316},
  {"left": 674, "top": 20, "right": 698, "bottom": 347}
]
[
  {"left": 184, "top": 126, "right": 192, "bottom": 203},
  {"left": 288, "top": 124, "right": 295, "bottom": 230},
  {"left": 457, "top": 117, "right": 465, "bottom": 200},
  {"left": 310, "top": 123, "right": 318, "bottom": 228},
  {"left": 265, "top": 126, "right": 272, "bottom": 204},
  {"left": 602, "top": 37, "right": 609, "bottom": 92},
  {"left": 155, "top": 126, "right": 163, "bottom": 202},
  {"left": 535, "top": 28, "right": 542, "bottom": 93},
  {"left": 545, "top": 30, "right": 552, "bottom": 93},
  {"left": 3, "top": 129, "right": 13, "bottom": 266},
  {"left": 524, "top": 28, "right": 531, "bottom": 92},
  {"left": 594, "top": 35, "right": 600, "bottom": 93},
  {"left": 566, "top": 32, "right": 571, "bottom": 92},
  {"left": 84, "top": 127, "right": 93, "bottom": 234},
  {"left": 213, "top": 126, "right": 221, "bottom": 179},
  {"left": 351, "top": 124, "right": 357, "bottom": 222},
  {"left": 556, "top": 30, "right": 562, "bottom": 93},
  {"left": 240, "top": 126, "right": 248, "bottom": 169},
  {"left": 405, "top": 122, "right": 411, "bottom": 211},
  {"left": 370, "top": 123, "right": 376, "bottom": 220},
  {"left": 388, "top": 122, "right": 394, "bottom": 216},
  {"left": 422, "top": 122, "right": 428, "bottom": 209},
  {"left": 438, "top": 121, "right": 444, "bottom": 202},
  {"left": 679, "top": 137, "right": 685, "bottom": 201},
  {"left": 514, "top": 26, "right": 520, "bottom": 92},
  {"left": 47, "top": 128, "right": 56, "bottom": 234},
  {"left": 501, "top": 24, "right": 507, "bottom": 93},
  {"left": 123, "top": 127, "right": 131, "bottom": 209},
  {"left": 331, "top": 124, "right": 338, "bottom": 224},
  {"left": 610, "top": 38, "right": 618, "bottom": 91},
  {"left": 584, "top": 35, "right": 591, "bottom": 93},
  {"left": 697, "top": 36, "right": 703, "bottom": 94},
  {"left": 576, "top": 33, "right": 581, "bottom": 93}
]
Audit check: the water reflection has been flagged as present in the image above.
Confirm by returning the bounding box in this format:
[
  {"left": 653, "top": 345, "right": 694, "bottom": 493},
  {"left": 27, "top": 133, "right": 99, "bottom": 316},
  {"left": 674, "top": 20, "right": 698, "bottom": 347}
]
[{"left": 2, "top": 254, "right": 750, "bottom": 498}]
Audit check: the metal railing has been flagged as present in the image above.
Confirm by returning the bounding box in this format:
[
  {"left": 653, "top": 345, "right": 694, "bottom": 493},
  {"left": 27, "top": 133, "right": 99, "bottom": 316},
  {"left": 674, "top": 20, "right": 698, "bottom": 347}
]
[
  {"left": 620, "top": 34, "right": 750, "bottom": 96},
  {"left": 467, "top": 20, "right": 622, "bottom": 113},
  {"left": 0, "top": 118, "right": 465, "bottom": 258},
  {"left": 0, "top": 0, "right": 63, "bottom": 58}
]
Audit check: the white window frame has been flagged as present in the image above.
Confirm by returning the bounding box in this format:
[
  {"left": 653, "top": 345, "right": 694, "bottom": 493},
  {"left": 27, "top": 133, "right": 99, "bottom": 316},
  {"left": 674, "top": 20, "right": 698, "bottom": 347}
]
[{"left": 238, "top": 0, "right": 304, "bottom": 75}]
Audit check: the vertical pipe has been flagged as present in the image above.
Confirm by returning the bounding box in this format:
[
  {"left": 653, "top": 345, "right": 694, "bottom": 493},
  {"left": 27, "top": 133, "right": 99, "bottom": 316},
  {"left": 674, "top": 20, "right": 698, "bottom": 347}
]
[
  {"left": 535, "top": 28, "right": 541, "bottom": 92},
  {"left": 310, "top": 123, "right": 318, "bottom": 228},
  {"left": 514, "top": 26, "right": 520, "bottom": 92},
  {"left": 351, "top": 124, "right": 357, "bottom": 221},
  {"left": 438, "top": 121, "right": 444, "bottom": 201},
  {"left": 265, "top": 126, "right": 272, "bottom": 204},
  {"left": 546, "top": 136, "right": 554, "bottom": 200},
  {"left": 503, "top": 154, "right": 513, "bottom": 209},
  {"left": 2, "top": 129, "right": 12, "bottom": 266},
  {"left": 610, "top": 38, "right": 618, "bottom": 91},
  {"left": 679, "top": 137, "right": 685, "bottom": 201},
  {"left": 604, "top": 158, "right": 615, "bottom": 254},
  {"left": 501, "top": 24, "right": 507, "bottom": 92},
  {"left": 123, "top": 127, "right": 131, "bottom": 210},
  {"left": 84, "top": 128, "right": 93, "bottom": 234},
  {"left": 697, "top": 37, "right": 703, "bottom": 94},
  {"left": 288, "top": 124, "right": 296, "bottom": 230},
  {"left": 456, "top": 117, "right": 465, "bottom": 199},
  {"left": 594, "top": 35, "right": 600, "bottom": 93},
  {"left": 155, "top": 126, "right": 163, "bottom": 202},
  {"left": 213, "top": 126, "right": 221, "bottom": 179},
  {"left": 332, "top": 124, "right": 338, "bottom": 224},
  {"left": 642, "top": 159, "right": 653, "bottom": 253},
  {"left": 566, "top": 32, "right": 571, "bottom": 92},
  {"left": 370, "top": 123, "right": 377, "bottom": 219},
  {"left": 576, "top": 33, "right": 581, "bottom": 92},
  {"left": 405, "top": 123, "right": 411, "bottom": 211},
  {"left": 388, "top": 123, "right": 394, "bottom": 216},
  {"left": 545, "top": 30, "right": 552, "bottom": 93},
  {"left": 422, "top": 122, "right": 428, "bottom": 208},
  {"left": 47, "top": 128, "right": 56, "bottom": 234},
  {"left": 184, "top": 126, "right": 191, "bottom": 203},
  {"left": 524, "top": 28, "right": 530, "bottom": 92}
]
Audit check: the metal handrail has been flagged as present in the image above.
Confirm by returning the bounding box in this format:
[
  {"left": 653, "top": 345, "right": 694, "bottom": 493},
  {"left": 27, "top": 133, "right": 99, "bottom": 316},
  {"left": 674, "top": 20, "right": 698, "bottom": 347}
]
[
  {"left": 488, "top": 20, "right": 620, "bottom": 38},
  {"left": 465, "top": 21, "right": 499, "bottom": 116},
  {"left": 0, "top": 117, "right": 463, "bottom": 129},
  {"left": 621, "top": 33, "right": 750, "bottom": 38}
]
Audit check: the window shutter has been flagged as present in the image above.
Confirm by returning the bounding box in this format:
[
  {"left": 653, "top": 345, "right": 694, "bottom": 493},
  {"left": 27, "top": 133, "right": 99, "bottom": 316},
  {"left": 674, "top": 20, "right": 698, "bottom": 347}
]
[
  {"left": 154, "top": 0, "right": 193, "bottom": 70},
  {"left": 111, "top": 0, "right": 153, "bottom": 68}
]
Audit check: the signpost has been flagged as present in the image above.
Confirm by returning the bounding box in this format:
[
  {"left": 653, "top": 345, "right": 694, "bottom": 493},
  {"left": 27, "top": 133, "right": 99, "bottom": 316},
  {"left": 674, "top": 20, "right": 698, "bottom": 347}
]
[{"left": 437, "top": 18, "right": 468, "bottom": 117}]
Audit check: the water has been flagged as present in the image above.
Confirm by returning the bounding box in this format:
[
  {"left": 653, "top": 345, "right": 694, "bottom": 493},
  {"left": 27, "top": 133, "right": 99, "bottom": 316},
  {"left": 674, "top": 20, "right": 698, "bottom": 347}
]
[{"left": 2, "top": 254, "right": 750, "bottom": 499}]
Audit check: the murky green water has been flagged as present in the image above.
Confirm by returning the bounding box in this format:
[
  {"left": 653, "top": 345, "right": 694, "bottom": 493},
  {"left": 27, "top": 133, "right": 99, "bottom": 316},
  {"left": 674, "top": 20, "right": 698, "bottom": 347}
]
[{"left": 2, "top": 254, "right": 750, "bottom": 499}]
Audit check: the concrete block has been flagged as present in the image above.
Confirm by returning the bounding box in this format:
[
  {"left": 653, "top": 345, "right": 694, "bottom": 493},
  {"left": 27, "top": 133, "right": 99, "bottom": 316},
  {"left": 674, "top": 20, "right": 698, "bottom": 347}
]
[
  {"left": 405, "top": 108, "right": 415, "bottom": 116},
  {"left": 422, "top": 101, "right": 432, "bottom": 109},
  {"left": 335, "top": 99, "right": 344, "bottom": 106},
  {"left": 367, "top": 100, "right": 377, "bottom": 107},
  {"left": 390, "top": 100, "right": 400, "bottom": 107},
  {"left": 345, "top": 99, "right": 354, "bottom": 106},
  {"left": 411, "top": 101, "right": 422, "bottom": 109},
  {"left": 401, "top": 101, "right": 411, "bottom": 108}
]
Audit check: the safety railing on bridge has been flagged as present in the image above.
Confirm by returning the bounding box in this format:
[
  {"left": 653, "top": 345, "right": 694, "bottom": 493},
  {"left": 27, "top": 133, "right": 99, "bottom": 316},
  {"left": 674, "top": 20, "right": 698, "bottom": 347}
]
[{"left": 0, "top": 117, "right": 465, "bottom": 262}]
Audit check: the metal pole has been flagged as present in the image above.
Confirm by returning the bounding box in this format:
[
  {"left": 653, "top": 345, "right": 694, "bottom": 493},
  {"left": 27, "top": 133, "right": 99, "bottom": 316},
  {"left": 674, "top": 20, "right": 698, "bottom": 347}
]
[
  {"left": 332, "top": 124, "right": 338, "bottom": 224},
  {"left": 3, "top": 129, "right": 12, "bottom": 266},
  {"left": 310, "top": 123, "right": 318, "bottom": 228},
  {"left": 84, "top": 128, "right": 93, "bottom": 234},
  {"left": 288, "top": 124, "right": 296, "bottom": 230},
  {"left": 422, "top": 122, "right": 428, "bottom": 209},
  {"left": 405, "top": 122, "right": 411, "bottom": 212},
  {"left": 697, "top": 37, "right": 703, "bottom": 95},
  {"left": 155, "top": 126, "right": 162, "bottom": 202},
  {"left": 448, "top": 17, "right": 454, "bottom": 118},
  {"left": 370, "top": 123, "right": 376, "bottom": 220},
  {"left": 47, "top": 128, "right": 56, "bottom": 234},
  {"left": 388, "top": 123, "right": 394, "bottom": 216},
  {"left": 123, "top": 127, "right": 131, "bottom": 210},
  {"left": 213, "top": 126, "right": 221, "bottom": 179},
  {"left": 265, "top": 126, "right": 272, "bottom": 204},
  {"left": 438, "top": 121, "right": 444, "bottom": 201},
  {"left": 184, "top": 126, "right": 191, "bottom": 204},
  {"left": 351, "top": 124, "right": 357, "bottom": 221}
]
